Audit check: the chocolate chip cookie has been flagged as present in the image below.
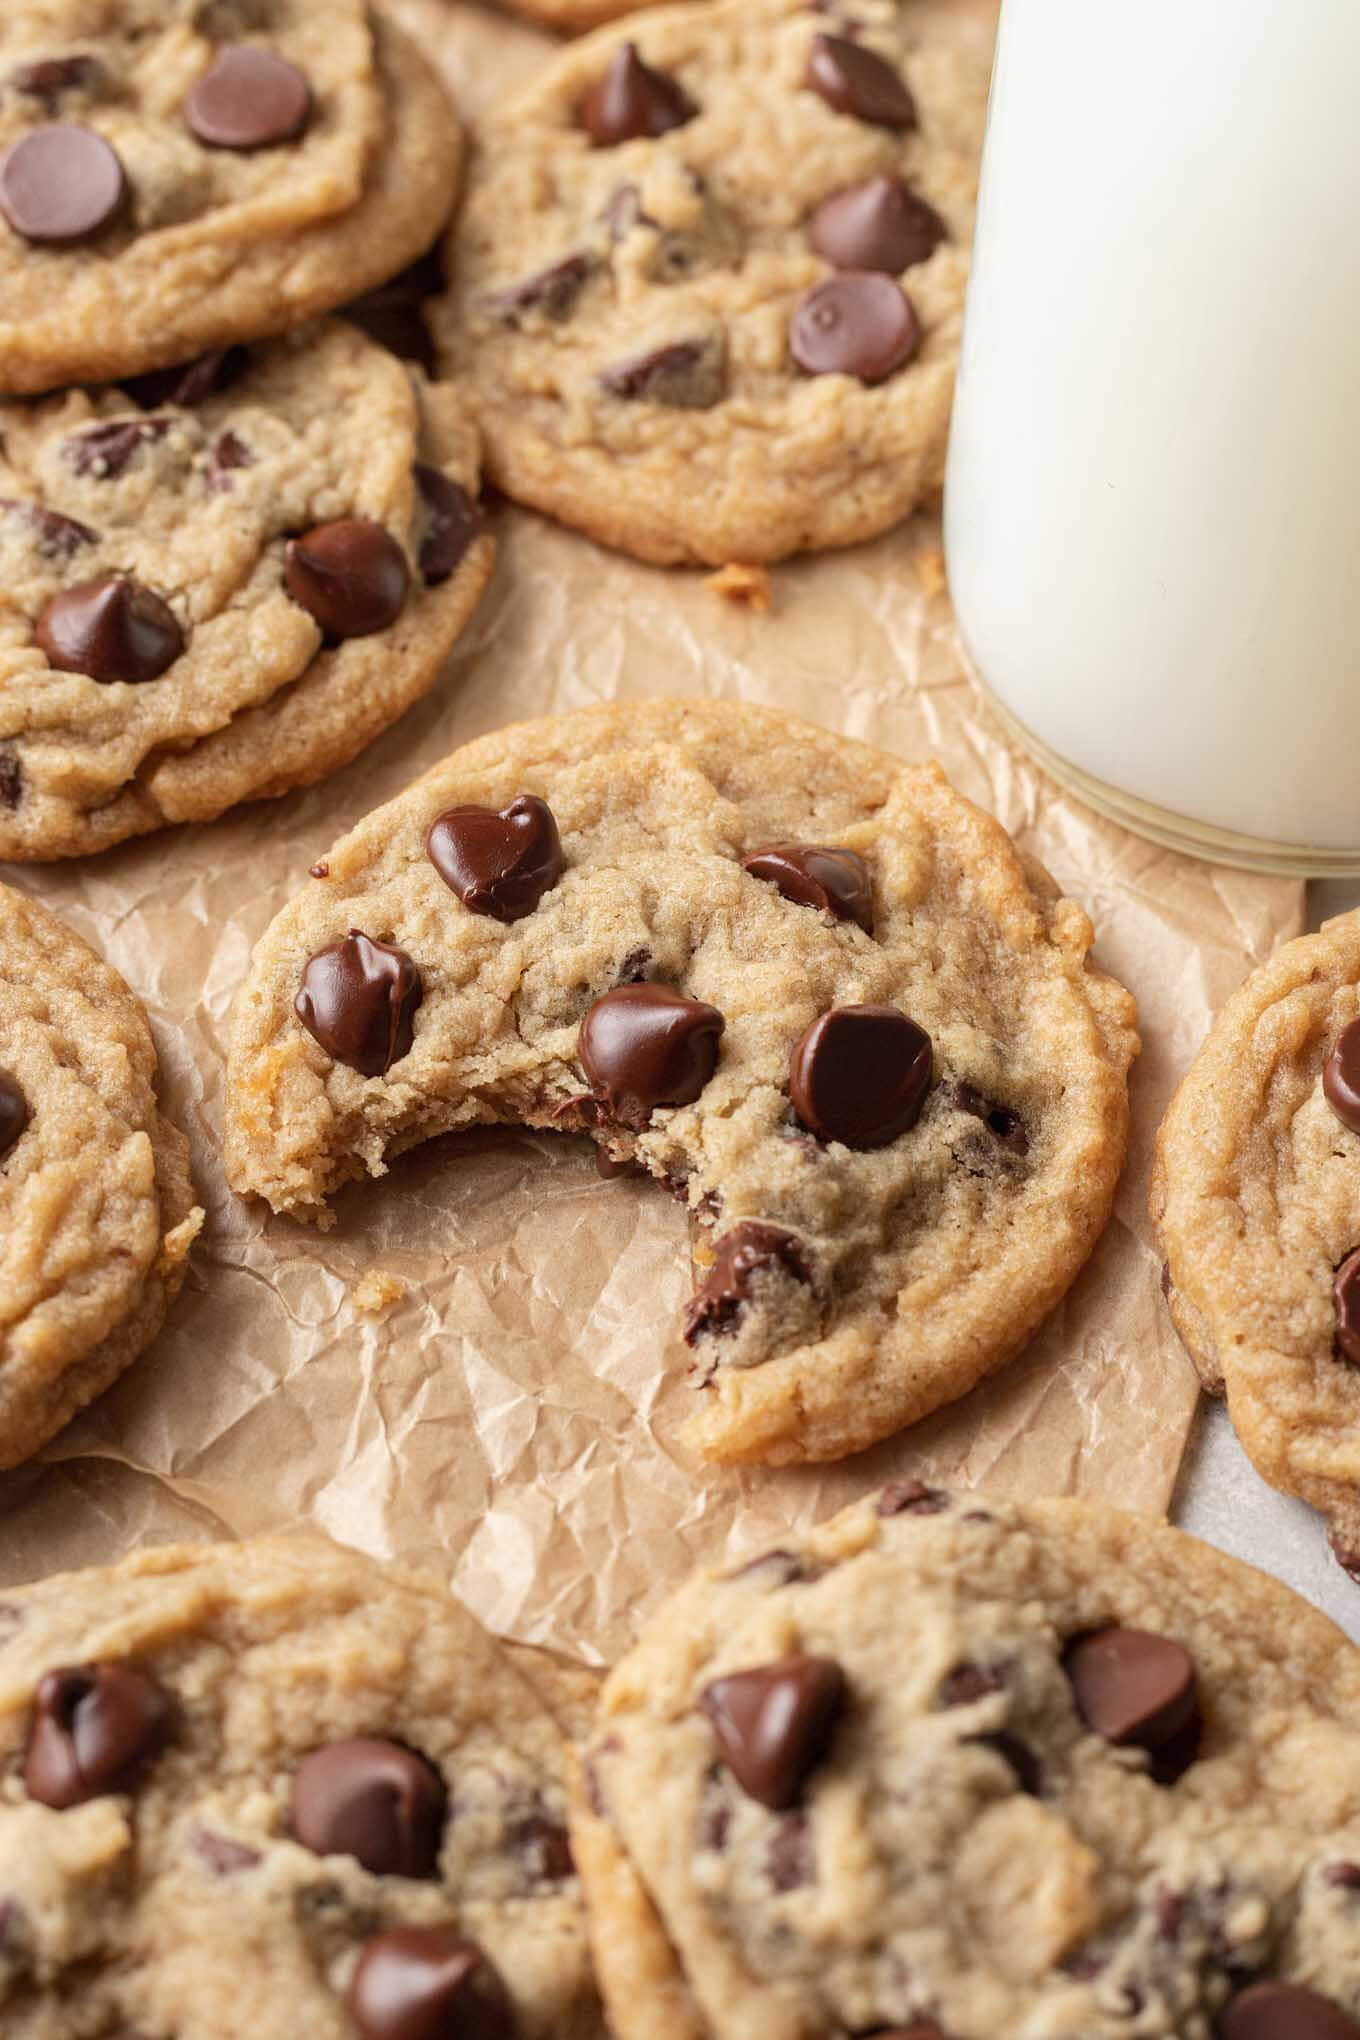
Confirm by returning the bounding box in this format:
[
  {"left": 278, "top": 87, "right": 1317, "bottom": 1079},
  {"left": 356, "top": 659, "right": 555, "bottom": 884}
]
[
  {"left": 0, "top": 1534, "right": 602, "bottom": 2037},
  {"left": 0, "top": 5, "right": 461, "bottom": 395},
  {"left": 572, "top": 1483, "right": 1360, "bottom": 2040},
  {"left": 434, "top": 0, "right": 987, "bottom": 564},
  {"left": 1153, "top": 910, "right": 1360, "bottom": 1565},
  {"left": 0, "top": 880, "right": 201, "bottom": 1471},
  {"left": 0, "top": 318, "right": 494, "bottom": 860},
  {"left": 224, "top": 701, "right": 1137, "bottom": 1467}
]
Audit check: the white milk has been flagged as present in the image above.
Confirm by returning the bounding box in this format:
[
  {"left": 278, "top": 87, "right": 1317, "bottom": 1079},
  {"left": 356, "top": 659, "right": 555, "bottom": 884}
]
[{"left": 944, "top": 0, "right": 1360, "bottom": 870}]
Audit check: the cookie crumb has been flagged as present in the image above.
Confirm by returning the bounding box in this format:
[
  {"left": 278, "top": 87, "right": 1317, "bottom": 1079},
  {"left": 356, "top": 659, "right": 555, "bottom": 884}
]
[
  {"left": 706, "top": 563, "right": 773, "bottom": 613},
  {"left": 914, "top": 544, "right": 947, "bottom": 598},
  {"left": 353, "top": 1267, "right": 405, "bottom": 1314}
]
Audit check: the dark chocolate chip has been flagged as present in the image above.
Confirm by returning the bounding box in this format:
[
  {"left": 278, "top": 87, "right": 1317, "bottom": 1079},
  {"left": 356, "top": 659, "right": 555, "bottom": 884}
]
[
  {"left": 291, "top": 1738, "right": 446, "bottom": 1879},
  {"left": 578, "top": 984, "right": 725, "bottom": 1127},
  {"left": 295, "top": 931, "right": 422, "bottom": 1077},
  {"left": 207, "top": 429, "right": 253, "bottom": 489},
  {"left": 598, "top": 338, "right": 725, "bottom": 409},
  {"left": 790, "top": 1004, "right": 932, "bottom": 1147},
  {"left": 579, "top": 42, "right": 696, "bottom": 146},
  {"left": 790, "top": 272, "right": 920, "bottom": 382},
  {"left": 767, "top": 1810, "right": 813, "bottom": 1890},
  {"left": 426, "top": 795, "right": 564, "bottom": 923},
  {"left": 804, "top": 33, "right": 916, "bottom": 126},
  {"left": 0, "top": 123, "right": 125, "bottom": 243},
  {"left": 283, "top": 520, "right": 410, "bottom": 640},
  {"left": 24, "top": 1663, "right": 172, "bottom": 1808},
  {"left": 185, "top": 46, "right": 312, "bottom": 150},
  {"left": 1335, "top": 1248, "right": 1360, "bottom": 1365},
  {"left": 700, "top": 1654, "right": 846, "bottom": 1810},
  {"left": 122, "top": 349, "right": 244, "bottom": 410},
  {"left": 414, "top": 465, "right": 483, "bottom": 586},
  {"left": 309, "top": 860, "right": 330, "bottom": 879},
  {"left": 0, "top": 1071, "right": 29, "bottom": 1160},
  {"left": 0, "top": 498, "right": 99, "bottom": 559},
  {"left": 877, "top": 1479, "right": 948, "bottom": 1516},
  {"left": 969, "top": 1730, "right": 1041, "bottom": 1796},
  {"left": 953, "top": 1081, "right": 1029, "bottom": 1157},
  {"left": 1328, "top": 1862, "right": 1360, "bottom": 1890},
  {"left": 489, "top": 253, "right": 595, "bottom": 324},
  {"left": 36, "top": 577, "right": 183, "bottom": 683},
  {"left": 742, "top": 842, "right": 873, "bottom": 933},
  {"left": 937, "top": 1661, "right": 1004, "bottom": 1707},
  {"left": 1219, "top": 1981, "right": 1360, "bottom": 2040},
  {"left": 64, "top": 416, "right": 171, "bottom": 479},
  {"left": 191, "top": 1827, "right": 263, "bottom": 1874},
  {"left": 349, "top": 1927, "right": 515, "bottom": 2040},
  {"left": 808, "top": 174, "right": 946, "bottom": 272},
  {"left": 1063, "top": 1627, "right": 1199, "bottom": 1757},
  {"left": 10, "top": 56, "right": 104, "bottom": 105},
  {"left": 1324, "top": 1019, "right": 1360, "bottom": 1135},
  {"left": 513, "top": 1813, "right": 574, "bottom": 1884},
  {"left": 684, "top": 1222, "right": 811, "bottom": 1341}
]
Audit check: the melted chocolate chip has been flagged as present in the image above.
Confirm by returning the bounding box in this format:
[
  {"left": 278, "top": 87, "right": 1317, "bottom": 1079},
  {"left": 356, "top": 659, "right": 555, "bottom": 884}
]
[
  {"left": 1220, "top": 1982, "right": 1360, "bottom": 2040},
  {"left": 0, "top": 1071, "right": 29, "bottom": 1160},
  {"left": 579, "top": 43, "right": 696, "bottom": 146},
  {"left": 0, "top": 498, "right": 98, "bottom": 559},
  {"left": 426, "top": 794, "right": 564, "bottom": 922},
  {"left": 578, "top": 984, "right": 724, "bottom": 1127},
  {"left": 414, "top": 465, "right": 483, "bottom": 586},
  {"left": 790, "top": 1004, "right": 932, "bottom": 1147},
  {"left": 684, "top": 1222, "right": 811, "bottom": 1341},
  {"left": 808, "top": 174, "right": 946, "bottom": 272},
  {"left": 11, "top": 56, "right": 103, "bottom": 105},
  {"left": 804, "top": 33, "right": 916, "bottom": 126},
  {"left": 598, "top": 338, "right": 725, "bottom": 408},
  {"left": 953, "top": 1081, "right": 1029, "bottom": 1157},
  {"left": 1324, "top": 1019, "right": 1360, "bottom": 1134},
  {"left": 512, "top": 1812, "right": 574, "bottom": 1884},
  {"left": 1335, "top": 1248, "right": 1360, "bottom": 1365},
  {"left": 185, "top": 46, "right": 312, "bottom": 150},
  {"left": 64, "top": 416, "right": 171, "bottom": 479},
  {"left": 191, "top": 1827, "right": 263, "bottom": 1874},
  {"left": 1063, "top": 1627, "right": 1199, "bottom": 1758},
  {"left": 37, "top": 577, "right": 184, "bottom": 683},
  {"left": 122, "top": 349, "right": 243, "bottom": 410},
  {"left": 790, "top": 272, "right": 920, "bottom": 382},
  {"left": 24, "top": 1663, "right": 172, "bottom": 1808},
  {"left": 490, "top": 253, "right": 595, "bottom": 324},
  {"left": 291, "top": 1739, "right": 447, "bottom": 1879},
  {"left": 283, "top": 520, "right": 410, "bottom": 640},
  {"left": 742, "top": 843, "right": 873, "bottom": 932},
  {"left": 295, "top": 931, "right": 422, "bottom": 1077},
  {"left": 877, "top": 1479, "right": 948, "bottom": 1516},
  {"left": 0, "top": 123, "right": 125, "bottom": 243},
  {"left": 700, "top": 1654, "right": 846, "bottom": 1810},
  {"left": 349, "top": 1927, "right": 515, "bottom": 2040}
]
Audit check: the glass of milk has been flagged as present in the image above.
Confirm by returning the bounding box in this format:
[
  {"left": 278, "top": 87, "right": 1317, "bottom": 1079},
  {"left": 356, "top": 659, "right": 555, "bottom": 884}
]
[{"left": 944, "top": 0, "right": 1360, "bottom": 873}]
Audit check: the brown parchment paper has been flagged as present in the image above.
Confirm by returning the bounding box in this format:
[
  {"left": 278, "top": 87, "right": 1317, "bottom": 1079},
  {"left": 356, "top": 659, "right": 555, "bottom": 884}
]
[{"left": 0, "top": 0, "right": 1305, "bottom": 1664}]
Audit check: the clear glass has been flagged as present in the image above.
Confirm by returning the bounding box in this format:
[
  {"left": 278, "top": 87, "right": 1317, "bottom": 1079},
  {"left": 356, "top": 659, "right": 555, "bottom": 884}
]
[{"left": 944, "top": 0, "right": 1360, "bottom": 874}]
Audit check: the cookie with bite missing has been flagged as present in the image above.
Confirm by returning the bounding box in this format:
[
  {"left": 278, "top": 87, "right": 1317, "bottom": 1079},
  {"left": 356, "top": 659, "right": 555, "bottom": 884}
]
[
  {"left": 1153, "top": 909, "right": 1360, "bottom": 1564},
  {"left": 434, "top": 0, "right": 987, "bottom": 565},
  {"left": 0, "top": 318, "right": 494, "bottom": 859},
  {"left": 0, "top": 1534, "right": 602, "bottom": 2037},
  {"left": 224, "top": 700, "right": 1137, "bottom": 1468},
  {"left": 571, "top": 1485, "right": 1360, "bottom": 2040},
  {"left": 0, "top": 880, "right": 201, "bottom": 1470}
]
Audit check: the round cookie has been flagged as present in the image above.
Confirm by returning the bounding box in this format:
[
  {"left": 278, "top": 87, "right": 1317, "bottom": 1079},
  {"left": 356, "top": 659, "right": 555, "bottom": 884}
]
[
  {"left": 223, "top": 701, "right": 1137, "bottom": 1467},
  {"left": 0, "top": 318, "right": 494, "bottom": 860},
  {"left": 572, "top": 1484, "right": 1360, "bottom": 2040},
  {"left": 0, "top": 1534, "right": 602, "bottom": 2037},
  {"left": 0, "top": 881, "right": 201, "bottom": 1470},
  {"left": 434, "top": 0, "right": 987, "bottom": 565},
  {"left": 0, "top": 7, "right": 462, "bottom": 396},
  {"left": 1152, "top": 910, "right": 1360, "bottom": 1563}
]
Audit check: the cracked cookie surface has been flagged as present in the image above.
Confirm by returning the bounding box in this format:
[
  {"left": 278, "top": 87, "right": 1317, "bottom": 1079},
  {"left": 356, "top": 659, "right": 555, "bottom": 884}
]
[
  {"left": 435, "top": 0, "right": 987, "bottom": 564},
  {"left": 224, "top": 700, "right": 1136, "bottom": 1467},
  {"left": 0, "top": 318, "right": 494, "bottom": 860},
  {"left": 0, "top": 880, "right": 200, "bottom": 1471},
  {"left": 0, "top": 1534, "right": 602, "bottom": 2038},
  {"left": 571, "top": 1486, "right": 1360, "bottom": 2040}
]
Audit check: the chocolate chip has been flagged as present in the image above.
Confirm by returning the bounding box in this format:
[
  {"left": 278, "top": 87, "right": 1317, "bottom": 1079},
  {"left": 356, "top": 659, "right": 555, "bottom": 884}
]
[
  {"left": 684, "top": 1222, "right": 811, "bottom": 1341},
  {"left": 726, "top": 1549, "right": 814, "bottom": 1588},
  {"left": 1335, "top": 1248, "right": 1360, "bottom": 1365},
  {"left": 1327, "top": 1863, "right": 1360, "bottom": 1890},
  {"left": 191, "top": 1827, "right": 263, "bottom": 1874},
  {"left": 490, "top": 253, "right": 595, "bottom": 324},
  {"left": 0, "top": 1072, "right": 28, "bottom": 1160},
  {"left": 0, "top": 498, "right": 98, "bottom": 559},
  {"left": 283, "top": 520, "right": 409, "bottom": 640},
  {"left": 1220, "top": 1982, "right": 1360, "bottom": 2040},
  {"left": 0, "top": 752, "right": 18, "bottom": 806},
  {"left": 1063, "top": 1627, "right": 1199, "bottom": 1758},
  {"left": 344, "top": 248, "right": 443, "bottom": 371},
  {"left": 122, "top": 349, "right": 244, "bottom": 410},
  {"left": 790, "top": 1004, "right": 932, "bottom": 1147},
  {"left": 578, "top": 984, "right": 725, "bottom": 1127},
  {"left": 1324, "top": 1019, "right": 1360, "bottom": 1134},
  {"left": 309, "top": 860, "right": 330, "bottom": 879},
  {"left": 594, "top": 1147, "right": 638, "bottom": 1180},
  {"left": 742, "top": 843, "right": 873, "bottom": 932},
  {"left": 969, "top": 1730, "right": 1041, "bottom": 1796},
  {"left": 0, "top": 123, "right": 125, "bottom": 244},
  {"left": 953, "top": 1082, "right": 1029, "bottom": 1157},
  {"left": 291, "top": 1739, "right": 446, "bottom": 1879},
  {"left": 295, "top": 931, "right": 422, "bottom": 1078},
  {"left": 426, "top": 795, "right": 564, "bottom": 922},
  {"left": 512, "top": 1813, "right": 574, "bottom": 1884},
  {"left": 767, "top": 1811, "right": 813, "bottom": 1890},
  {"left": 24, "top": 1663, "right": 172, "bottom": 1808},
  {"left": 208, "top": 429, "right": 253, "bottom": 488},
  {"left": 700, "top": 1654, "right": 846, "bottom": 1810},
  {"left": 185, "top": 46, "right": 312, "bottom": 150},
  {"left": 414, "top": 466, "right": 483, "bottom": 586},
  {"left": 37, "top": 577, "right": 183, "bottom": 684},
  {"left": 64, "top": 416, "right": 171, "bottom": 479},
  {"left": 877, "top": 1479, "right": 948, "bottom": 1515},
  {"left": 598, "top": 338, "right": 725, "bottom": 409},
  {"left": 790, "top": 272, "right": 920, "bottom": 383},
  {"left": 808, "top": 175, "right": 945, "bottom": 273},
  {"left": 579, "top": 42, "right": 696, "bottom": 146},
  {"left": 349, "top": 1927, "right": 515, "bottom": 2040},
  {"left": 804, "top": 33, "right": 916, "bottom": 126},
  {"left": 10, "top": 56, "right": 103, "bottom": 105},
  {"left": 937, "top": 1661, "right": 1003, "bottom": 1707}
]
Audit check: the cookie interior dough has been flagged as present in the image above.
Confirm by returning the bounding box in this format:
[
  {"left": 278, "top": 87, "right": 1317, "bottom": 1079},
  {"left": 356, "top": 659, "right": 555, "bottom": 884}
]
[{"left": 225, "top": 701, "right": 1137, "bottom": 1467}]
